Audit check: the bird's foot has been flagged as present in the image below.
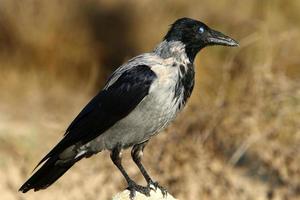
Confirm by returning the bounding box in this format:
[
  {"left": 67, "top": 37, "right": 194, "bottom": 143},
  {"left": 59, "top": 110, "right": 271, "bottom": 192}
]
[
  {"left": 148, "top": 180, "right": 167, "bottom": 197},
  {"left": 127, "top": 180, "right": 150, "bottom": 199}
]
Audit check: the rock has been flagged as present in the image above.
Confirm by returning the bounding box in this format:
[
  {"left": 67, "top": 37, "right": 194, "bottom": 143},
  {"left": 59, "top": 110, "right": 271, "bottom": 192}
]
[{"left": 112, "top": 189, "right": 178, "bottom": 200}]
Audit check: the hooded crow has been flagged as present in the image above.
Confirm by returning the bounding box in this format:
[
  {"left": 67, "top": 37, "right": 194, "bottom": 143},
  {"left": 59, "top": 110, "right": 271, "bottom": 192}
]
[{"left": 19, "top": 17, "right": 239, "bottom": 198}]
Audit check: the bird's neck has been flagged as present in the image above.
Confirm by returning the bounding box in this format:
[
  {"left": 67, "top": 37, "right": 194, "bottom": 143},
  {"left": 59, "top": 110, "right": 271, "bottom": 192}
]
[{"left": 154, "top": 40, "right": 191, "bottom": 64}]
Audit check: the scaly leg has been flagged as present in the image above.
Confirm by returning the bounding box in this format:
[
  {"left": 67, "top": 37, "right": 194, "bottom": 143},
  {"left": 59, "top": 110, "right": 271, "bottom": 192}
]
[
  {"left": 110, "top": 144, "right": 150, "bottom": 199},
  {"left": 131, "top": 141, "right": 167, "bottom": 196}
]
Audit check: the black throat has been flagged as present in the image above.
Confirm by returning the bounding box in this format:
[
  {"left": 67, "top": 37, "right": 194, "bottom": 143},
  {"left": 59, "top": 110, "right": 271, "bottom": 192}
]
[
  {"left": 174, "top": 63, "right": 195, "bottom": 110},
  {"left": 184, "top": 44, "right": 202, "bottom": 63}
]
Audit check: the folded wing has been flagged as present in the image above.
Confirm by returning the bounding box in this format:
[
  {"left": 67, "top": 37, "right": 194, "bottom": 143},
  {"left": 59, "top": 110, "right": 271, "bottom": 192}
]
[{"left": 37, "top": 64, "right": 157, "bottom": 167}]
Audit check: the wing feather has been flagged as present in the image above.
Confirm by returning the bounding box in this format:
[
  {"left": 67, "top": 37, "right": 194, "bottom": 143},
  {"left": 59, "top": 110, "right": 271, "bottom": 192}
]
[{"left": 36, "top": 65, "right": 157, "bottom": 167}]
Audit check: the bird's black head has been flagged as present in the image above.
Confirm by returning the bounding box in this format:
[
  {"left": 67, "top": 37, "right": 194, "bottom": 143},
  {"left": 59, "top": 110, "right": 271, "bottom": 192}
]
[{"left": 164, "top": 17, "right": 239, "bottom": 62}]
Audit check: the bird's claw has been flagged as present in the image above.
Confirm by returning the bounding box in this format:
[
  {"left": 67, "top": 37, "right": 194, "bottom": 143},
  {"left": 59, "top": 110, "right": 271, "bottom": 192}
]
[
  {"left": 127, "top": 181, "right": 151, "bottom": 199},
  {"left": 148, "top": 180, "right": 168, "bottom": 197}
]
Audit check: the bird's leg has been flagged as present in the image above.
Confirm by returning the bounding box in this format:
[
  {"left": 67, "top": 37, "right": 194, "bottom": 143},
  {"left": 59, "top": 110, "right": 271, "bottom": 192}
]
[
  {"left": 110, "top": 145, "right": 150, "bottom": 199},
  {"left": 131, "top": 141, "right": 167, "bottom": 197}
]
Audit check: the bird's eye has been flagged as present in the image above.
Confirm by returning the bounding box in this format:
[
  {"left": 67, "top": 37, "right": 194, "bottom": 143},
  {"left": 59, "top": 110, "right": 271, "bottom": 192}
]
[{"left": 198, "top": 27, "right": 205, "bottom": 34}]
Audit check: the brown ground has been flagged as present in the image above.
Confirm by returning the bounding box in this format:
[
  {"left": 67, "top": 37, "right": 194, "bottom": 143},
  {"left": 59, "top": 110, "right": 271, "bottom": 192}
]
[{"left": 0, "top": 0, "right": 299, "bottom": 200}]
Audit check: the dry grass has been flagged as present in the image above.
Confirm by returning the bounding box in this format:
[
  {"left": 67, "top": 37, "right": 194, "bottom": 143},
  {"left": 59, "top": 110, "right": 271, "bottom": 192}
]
[{"left": 0, "top": 0, "right": 299, "bottom": 200}]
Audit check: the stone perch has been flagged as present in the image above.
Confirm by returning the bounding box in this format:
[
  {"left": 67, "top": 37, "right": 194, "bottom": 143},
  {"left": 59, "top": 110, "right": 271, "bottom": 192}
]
[{"left": 112, "top": 190, "right": 178, "bottom": 200}]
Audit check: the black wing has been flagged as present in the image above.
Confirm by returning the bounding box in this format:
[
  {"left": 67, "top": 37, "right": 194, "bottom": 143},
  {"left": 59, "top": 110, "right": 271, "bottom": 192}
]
[{"left": 37, "top": 65, "right": 157, "bottom": 165}]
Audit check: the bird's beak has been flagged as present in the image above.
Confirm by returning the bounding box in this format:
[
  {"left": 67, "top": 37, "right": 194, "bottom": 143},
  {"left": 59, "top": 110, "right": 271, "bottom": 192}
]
[{"left": 207, "top": 29, "right": 239, "bottom": 47}]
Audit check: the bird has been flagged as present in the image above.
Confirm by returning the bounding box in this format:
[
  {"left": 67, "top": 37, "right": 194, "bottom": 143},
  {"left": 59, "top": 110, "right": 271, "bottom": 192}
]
[{"left": 19, "top": 17, "right": 239, "bottom": 198}]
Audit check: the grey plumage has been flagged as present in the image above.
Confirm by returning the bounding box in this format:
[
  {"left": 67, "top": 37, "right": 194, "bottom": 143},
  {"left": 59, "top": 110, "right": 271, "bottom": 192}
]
[{"left": 84, "top": 41, "right": 191, "bottom": 153}]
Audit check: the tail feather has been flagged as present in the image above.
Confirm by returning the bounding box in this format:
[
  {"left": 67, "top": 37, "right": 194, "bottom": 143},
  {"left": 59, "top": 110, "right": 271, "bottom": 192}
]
[{"left": 19, "top": 156, "right": 75, "bottom": 193}]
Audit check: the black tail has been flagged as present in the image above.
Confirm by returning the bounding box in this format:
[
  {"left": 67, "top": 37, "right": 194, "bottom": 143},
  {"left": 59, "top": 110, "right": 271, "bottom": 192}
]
[{"left": 19, "top": 156, "right": 76, "bottom": 193}]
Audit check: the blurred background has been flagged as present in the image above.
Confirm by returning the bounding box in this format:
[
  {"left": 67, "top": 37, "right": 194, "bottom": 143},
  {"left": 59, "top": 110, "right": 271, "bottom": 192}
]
[{"left": 0, "top": 0, "right": 299, "bottom": 199}]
